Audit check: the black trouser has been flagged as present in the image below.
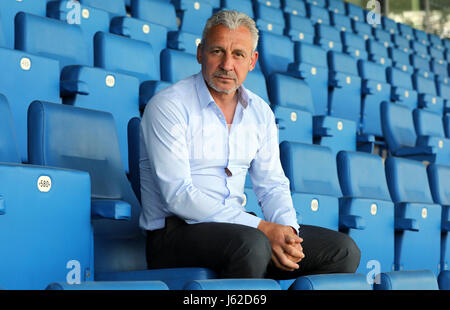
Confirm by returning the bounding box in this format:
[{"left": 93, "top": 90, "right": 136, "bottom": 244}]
[{"left": 146, "top": 216, "right": 361, "bottom": 280}]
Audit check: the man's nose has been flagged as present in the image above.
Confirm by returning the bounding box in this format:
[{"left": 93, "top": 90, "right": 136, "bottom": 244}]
[{"left": 220, "top": 53, "right": 234, "bottom": 71}]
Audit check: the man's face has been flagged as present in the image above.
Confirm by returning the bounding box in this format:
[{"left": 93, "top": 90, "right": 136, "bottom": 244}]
[{"left": 197, "top": 24, "right": 258, "bottom": 95}]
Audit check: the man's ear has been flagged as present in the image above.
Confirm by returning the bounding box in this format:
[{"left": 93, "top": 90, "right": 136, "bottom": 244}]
[
  {"left": 249, "top": 51, "right": 259, "bottom": 72},
  {"left": 197, "top": 43, "right": 203, "bottom": 64}
]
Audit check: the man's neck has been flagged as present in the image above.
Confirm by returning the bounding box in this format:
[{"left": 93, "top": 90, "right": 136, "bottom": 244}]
[{"left": 207, "top": 85, "right": 239, "bottom": 110}]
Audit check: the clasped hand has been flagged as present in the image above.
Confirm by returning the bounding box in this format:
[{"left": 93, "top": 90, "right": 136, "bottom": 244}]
[{"left": 257, "top": 220, "right": 305, "bottom": 271}]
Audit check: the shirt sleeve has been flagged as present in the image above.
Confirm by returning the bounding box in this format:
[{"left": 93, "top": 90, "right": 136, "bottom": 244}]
[
  {"left": 141, "top": 95, "right": 261, "bottom": 228},
  {"left": 248, "top": 108, "right": 300, "bottom": 233}
]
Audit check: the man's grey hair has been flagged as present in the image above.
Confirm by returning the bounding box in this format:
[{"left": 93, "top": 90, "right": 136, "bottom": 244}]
[{"left": 201, "top": 10, "right": 259, "bottom": 51}]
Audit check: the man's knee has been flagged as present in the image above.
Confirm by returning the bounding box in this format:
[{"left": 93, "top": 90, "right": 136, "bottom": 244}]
[
  {"left": 335, "top": 234, "right": 361, "bottom": 273},
  {"left": 223, "top": 227, "right": 272, "bottom": 278}
]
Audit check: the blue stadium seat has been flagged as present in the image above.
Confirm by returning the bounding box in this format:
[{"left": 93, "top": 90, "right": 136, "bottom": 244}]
[
  {"left": 413, "top": 109, "right": 450, "bottom": 158},
  {"left": 0, "top": 0, "right": 46, "bottom": 48},
  {"left": 307, "top": 3, "right": 330, "bottom": 25},
  {"left": 346, "top": 2, "right": 364, "bottom": 23},
  {"left": 414, "top": 28, "right": 430, "bottom": 46},
  {"left": 385, "top": 156, "right": 442, "bottom": 275},
  {"left": 243, "top": 188, "right": 265, "bottom": 220},
  {"left": 358, "top": 60, "right": 391, "bottom": 138},
  {"left": 430, "top": 34, "right": 444, "bottom": 51},
  {"left": 398, "top": 23, "right": 414, "bottom": 41},
  {"left": 337, "top": 151, "right": 395, "bottom": 275},
  {"left": 254, "top": 2, "right": 285, "bottom": 35},
  {"left": 391, "top": 34, "right": 412, "bottom": 53},
  {"left": 284, "top": 14, "right": 314, "bottom": 43},
  {"left": 366, "top": 39, "right": 392, "bottom": 67},
  {"left": 289, "top": 273, "right": 371, "bottom": 290},
  {"left": 0, "top": 47, "right": 60, "bottom": 163},
  {"left": 314, "top": 23, "right": 342, "bottom": 52},
  {"left": 431, "top": 60, "right": 449, "bottom": 87},
  {"left": 327, "top": 51, "right": 362, "bottom": 124},
  {"left": 184, "top": 279, "right": 281, "bottom": 290},
  {"left": 429, "top": 46, "right": 445, "bottom": 61},
  {"left": 412, "top": 73, "right": 444, "bottom": 114},
  {"left": 46, "top": 281, "right": 169, "bottom": 290},
  {"left": 289, "top": 42, "right": 329, "bottom": 115},
  {"left": 381, "top": 101, "right": 449, "bottom": 165},
  {"left": 258, "top": 31, "right": 294, "bottom": 77},
  {"left": 254, "top": 0, "right": 281, "bottom": 9},
  {"left": 60, "top": 65, "right": 140, "bottom": 175},
  {"left": 411, "top": 40, "right": 430, "bottom": 60},
  {"left": 388, "top": 47, "right": 414, "bottom": 74},
  {"left": 167, "top": 30, "right": 202, "bottom": 55},
  {"left": 373, "top": 27, "right": 393, "bottom": 49},
  {"left": 351, "top": 20, "right": 372, "bottom": 40},
  {"left": 244, "top": 69, "right": 270, "bottom": 103},
  {"left": 221, "top": 0, "right": 254, "bottom": 18},
  {"left": 373, "top": 270, "right": 439, "bottom": 290},
  {"left": 110, "top": 16, "right": 168, "bottom": 78},
  {"left": 160, "top": 48, "right": 201, "bottom": 83},
  {"left": 0, "top": 94, "right": 20, "bottom": 163},
  {"left": 439, "top": 271, "right": 450, "bottom": 290},
  {"left": 410, "top": 54, "right": 433, "bottom": 79},
  {"left": 94, "top": 32, "right": 159, "bottom": 83},
  {"left": 381, "top": 16, "right": 398, "bottom": 35},
  {"left": 304, "top": 0, "right": 325, "bottom": 8},
  {"left": 27, "top": 101, "right": 216, "bottom": 289},
  {"left": 280, "top": 141, "right": 340, "bottom": 230},
  {"left": 427, "top": 163, "right": 450, "bottom": 283},
  {"left": 327, "top": 0, "right": 346, "bottom": 15},
  {"left": 78, "top": 0, "right": 127, "bottom": 18},
  {"left": 15, "top": 12, "right": 91, "bottom": 68},
  {"left": 445, "top": 114, "right": 450, "bottom": 138},
  {"left": 281, "top": 0, "right": 306, "bottom": 17},
  {"left": 331, "top": 12, "right": 352, "bottom": 33},
  {"left": 342, "top": 32, "right": 368, "bottom": 60},
  {"left": 173, "top": 0, "right": 213, "bottom": 35},
  {"left": 47, "top": 0, "right": 110, "bottom": 65},
  {"left": 130, "top": 0, "right": 178, "bottom": 31},
  {"left": 0, "top": 163, "right": 93, "bottom": 289},
  {"left": 387, "top": 67, "right": 418, "bottom": 109}
]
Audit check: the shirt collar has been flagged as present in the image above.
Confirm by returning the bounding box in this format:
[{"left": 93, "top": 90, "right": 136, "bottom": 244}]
[{"left": 195, "top": 72, "right": 252, "bottom": 110}]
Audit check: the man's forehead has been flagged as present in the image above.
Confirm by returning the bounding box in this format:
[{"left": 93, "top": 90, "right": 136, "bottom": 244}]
[{"left": 204, "top": 25, "right": 253, "bottom": 48}]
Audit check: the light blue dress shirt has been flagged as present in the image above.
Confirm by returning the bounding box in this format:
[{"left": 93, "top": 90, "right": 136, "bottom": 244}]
[{"left": 139, "top": 72, "right": 299, "bottom": 232}]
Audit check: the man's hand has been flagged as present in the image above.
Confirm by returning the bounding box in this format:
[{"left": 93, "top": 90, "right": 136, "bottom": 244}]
[{"left": 257, "top": 220, "right": 305, "bottom": 271}]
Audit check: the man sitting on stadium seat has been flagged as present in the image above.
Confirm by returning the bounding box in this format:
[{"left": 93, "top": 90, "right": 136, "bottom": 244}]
[{"left": 139, "top": 10, "right": 360, "bottom": 279}]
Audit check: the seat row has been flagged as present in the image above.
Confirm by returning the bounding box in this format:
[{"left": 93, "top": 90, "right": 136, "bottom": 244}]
[{"left": 1, "top": 94, "right": 449, "bottom": 290}]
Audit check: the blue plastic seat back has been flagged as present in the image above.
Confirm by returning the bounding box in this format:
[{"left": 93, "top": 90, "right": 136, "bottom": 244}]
[
  {"left": 391, "top": 34, "right": 411, "bottom": 52},
  {"left": 413, "top": 109, "right": 446, "bottom": 139},
  {"left": 47, "top": 280, "right": 169, "bottom": 290},
  {"left": 130, "top": 0, "right": 178, "bottom": 31},
  {"left": 337, "top": 151, "right": 391, "bottom": 201},
  {"left": 342, "top": 32, "right": 368, "bottom": 59},
  {"left": 110, "top": 16, "right": 168, "bottom": 78},
  {"left": 160, "top": 48, "right": 201, "bottom": 83},
  {"left": 315, "top": 23, "right": 342, "bottom": 52},
  {"left": 366, "top": 39, "right": 392, "bottom": 67},
  {"left": 290, "top": 274, "right": 371, "bottom": 290},
  {"left": 398, "top": 23, "right": 414, "bottom": 40},
  {"left": 243, "top": 188, "right": 265, "bottom": 220},
  {"left": 269, "top": 73, "right": 314, "bottom": 113},
  {"left": 410, "top": 54, "right": 433, "bottom": 79},
  {"left": 445, "top": 114, "right": 450, "bottom": 138},
  {"left": 304, "top": 0, "right": 326, "bottom": 7},
  {"left": 0, "top": 95, "right": 20, "bottom": 163},
  {"left": 244, "top": 69, "right": 269, "bottom": 103},
  {"left": 173, "top": 0, "right": 213, "bottom": 35},
  {"left": 0, "top": 47, "right": 60, "bottom": 163},
  {"left": 282, "top": 0, "right": 307, "bottom": 16},
  {"left": 79, "top": 0, "right": 126, "bottom": 17},
  {"left": 374, "top": 271, "right": 439, "bottom": 290},
  {"left": 307, "top": 4, "right": 330, "bottom": 25},
  {"left": 221, "top": 0, "right": 254, "bottom": 18},
  {"left": 411, "top": 41, "right": 431, "bottom": 60},
  {"left": 331, "top": 12, "right": 351, "bottom": 33},
  {"left": 167, "top": 30, "right": 201, "bottom": 56},
  {"left": 15, "top": 12, "right": 91, "bottom": 68},
  {"left": 352, "top": 20, "right": 372, "bottom": 40},
  {"left": 327, "top": 51, "right": 361, "bottom": 123},
  {"left": 184, "top": 279, "right": 281, "bottom": 290},
  {"left": 389, "top": 47, "right": 413, "bottom": 73},
  {"left": 380, "top": 101, "right": 417, "bottom": 154},
  {"left": 28, "top": 101, "right": 146, "bottom": 273},
  {"left": 94, "top": 32, "right": 159, "bottom": 83},
  {"left": 47, "top": 0, "right": 111, "bottom": 65},
  {"left": 413, "top": 74, "right": 444, "bottom": 114},
  {"left": 346, "top": 3, "right": 364, "bottom": 23},
  {"left": 258, "top": 31, "right": 294, "bottom": 77},
  {"left": 429, "top": 47, "right": 444, "bottom": 61},
  {"left": 0, "top": 0, "right": 46, "bottom": 48},
  {"left": 0, "top": 163, "right": 92, "bottom": 289},
  {"left": 255, "top": 0, "right": 281, "bottom": 8},
  {"left": 328, "top": 0, "right": 345, "bottom": 14},
  {"left": 280, "top": 141, "right": 341, "bottom": 197},
  {"left": 292, "top": 42, "right": 328, "bottom": 115},
  {"left": 60, "top": 65, "right": 140, "bottom": 174},
  {"left": 414, "top": 28, "right": 430, "bottom": 46},
  {"left": 386, "top": 68, "right": 418, "bottom": 109},
  {"left": 284, "top": 14, "right": 314, "bottom": 43},
  {"left": 385, "top": 156, "right": 434, "bottom": 204},
  {"left": 359, "top": 60, "right": 391, "bottom": 136},
  {"left": 427, "top": 163, "right": 450, "bottom": 206},
  {"left": 254, "top": 3, "right": 285, "bottom": 35},
  {"left": 373, "top": 28, "right": 393, "bottom": 49},
  {"left": 382, "top": 16, "right": 398, "bottom": 35}
]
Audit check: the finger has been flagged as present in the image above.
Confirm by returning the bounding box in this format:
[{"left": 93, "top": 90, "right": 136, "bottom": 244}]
[
  {"left": 282, "top": 243, "right": 304, "bottom": 259},
  {"left": 274, "top": 247, "right": 299, "bottom": 270},
  {"left": 271, "top": 254, "right": 295, "bottom": 272},
  {"left": 285, "top": 234, "right": 303, "bottom": 244}
]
